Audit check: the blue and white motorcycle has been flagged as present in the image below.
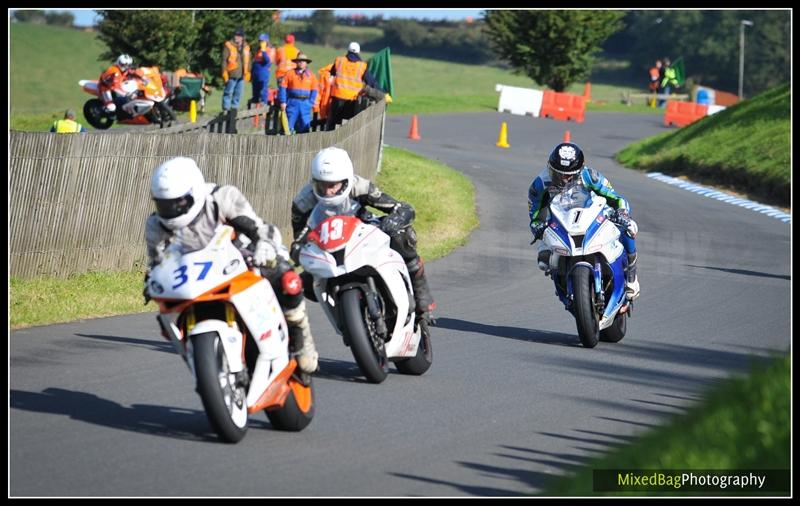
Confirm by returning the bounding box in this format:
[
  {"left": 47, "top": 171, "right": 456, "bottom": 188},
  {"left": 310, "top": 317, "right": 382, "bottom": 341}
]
[{"left": 532, "top": 182, "right": 631, "bottom": 348}]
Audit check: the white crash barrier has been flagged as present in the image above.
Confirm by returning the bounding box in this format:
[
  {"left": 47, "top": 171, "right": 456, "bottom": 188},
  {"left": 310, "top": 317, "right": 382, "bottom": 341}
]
[
  {"left": 495, "top": 84, "right": 544, "bottom": 117},
  {"left": 706, "top": 105, "right": 727, "bottom": 116}
]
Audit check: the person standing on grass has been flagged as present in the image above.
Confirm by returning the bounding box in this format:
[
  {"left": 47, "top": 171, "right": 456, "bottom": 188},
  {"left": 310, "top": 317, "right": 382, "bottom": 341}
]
[
  {"left": 221, "top": 27, "right": 251, "bottom": 113},
  {"left": 325, "top": 42, "right": 380, "bottom": 130}
]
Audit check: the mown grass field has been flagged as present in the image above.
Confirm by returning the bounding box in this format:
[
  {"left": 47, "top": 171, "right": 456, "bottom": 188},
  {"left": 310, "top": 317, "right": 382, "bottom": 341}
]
[
  {"left": 10, "top": 22, "right": 654, "bottom": 131},
  {"left": 616, "top": 83, "right": 790, "bottom": 207},
  {"left": 9, "top": 146, "right": 477, "bottom": 329},
  {"left": 541, "top": 353, "right": 790, "bottom": 496}
]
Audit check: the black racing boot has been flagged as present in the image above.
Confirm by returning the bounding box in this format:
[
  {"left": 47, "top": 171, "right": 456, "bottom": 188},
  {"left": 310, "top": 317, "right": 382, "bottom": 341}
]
[
  {"left": 409, "top": 259, "right": 436, "bottom": 325},
  {"left": 625, "top": 252, "right": 640, "bottom": 301}
]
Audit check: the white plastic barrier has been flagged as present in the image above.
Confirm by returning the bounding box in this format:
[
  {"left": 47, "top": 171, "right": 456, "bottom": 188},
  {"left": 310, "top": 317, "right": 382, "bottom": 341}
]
[
  {"left": 706, "top": 105, "right": 726, "bottom": 116},
  {"left": 495, "top": 84, "right": 544, "bottom": 117}
]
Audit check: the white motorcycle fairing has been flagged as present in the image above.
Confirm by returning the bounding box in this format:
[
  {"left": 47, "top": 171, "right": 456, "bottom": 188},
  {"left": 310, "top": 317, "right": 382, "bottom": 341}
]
[
  {"left": 300, "top": 215, "right": 421, "bottom": 359},
  {"left": 148, "top": 225, "right": 291, "bottom": 411}
]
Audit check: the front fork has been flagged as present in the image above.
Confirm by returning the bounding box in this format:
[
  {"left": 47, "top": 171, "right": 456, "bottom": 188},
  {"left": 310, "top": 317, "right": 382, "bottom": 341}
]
[{"left": 560, "top": 259, "right": 604, "bottom": 313}]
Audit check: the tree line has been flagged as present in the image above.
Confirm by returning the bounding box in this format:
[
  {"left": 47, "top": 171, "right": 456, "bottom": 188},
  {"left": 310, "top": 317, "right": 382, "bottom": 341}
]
[
  {"left": 34, "top": 9, "right": 788, "bottom": 97},
  {"left": 484, "top": 10, "right": 789, "bottom": 96},
  {"left": 12, "top": 10, "right": 75, "bottom": 27}
]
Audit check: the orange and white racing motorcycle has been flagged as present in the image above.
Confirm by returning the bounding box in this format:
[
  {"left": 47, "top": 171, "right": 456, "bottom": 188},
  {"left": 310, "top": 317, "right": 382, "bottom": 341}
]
[
  {"left": 298, "top": 200, "right": 432, "bottom": 383},
  {"left": 79, "top": 66, "right": 176, "bottom": 129},
  {"left": 147, "top": 225, "right": 314, "bottom": 443}
]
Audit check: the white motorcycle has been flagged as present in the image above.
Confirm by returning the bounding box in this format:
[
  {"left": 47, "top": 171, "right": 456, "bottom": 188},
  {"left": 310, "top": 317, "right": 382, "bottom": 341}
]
[
  {"left": 534, "top": 182, "right": 630, "bottom": 348},
  {"left": 298, "top": 200, "right": 432, "bottom": 383},
  {"left": 147, "top": 225, "right": 314, "bottom": 443}
]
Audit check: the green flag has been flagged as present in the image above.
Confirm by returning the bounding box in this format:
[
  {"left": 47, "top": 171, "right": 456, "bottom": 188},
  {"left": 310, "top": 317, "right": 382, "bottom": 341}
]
[
  {"left": 367, "top": 47, "right": 394, "bottom": 98},
  {"left": 672, "top": 56, "right": 685, "bottom": 87}
]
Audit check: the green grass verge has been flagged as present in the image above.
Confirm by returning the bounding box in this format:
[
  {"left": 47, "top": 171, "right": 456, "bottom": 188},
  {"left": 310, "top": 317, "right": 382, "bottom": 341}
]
[
  {"left": 541, "top": 353, "right": 790, "bottom": 496},
  {"left": 9, "top": 145, "right": 477, "bottom": 329},
  {"left": 9, "top": 269, "right": 149, "bottom": 329},
  {"left": 616, "top": 83, "right": 790, "bottom": 207},
  {"left": 376, "top": 145, "right": 479, "bottom": 261}
]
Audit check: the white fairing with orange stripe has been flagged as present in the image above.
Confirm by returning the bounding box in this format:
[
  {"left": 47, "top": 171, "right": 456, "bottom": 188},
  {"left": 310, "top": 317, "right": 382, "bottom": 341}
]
[
  {"left": 299, "top": 208, "right": 421, "bottom": 360},
  {"left": 148, "top": 225, "right": 293, "bottom": 413}
]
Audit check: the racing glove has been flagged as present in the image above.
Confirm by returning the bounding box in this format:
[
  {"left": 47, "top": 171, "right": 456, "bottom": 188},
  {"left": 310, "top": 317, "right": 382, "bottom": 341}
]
[
  {"left": 530, "top": 221, "right": 546, "bottom": 241},
  {"left": 380, "top": 214, "right": 405, "bottom": 235},
  {"left": 253, "top": 240, "right": 278, "bottom": 268}
]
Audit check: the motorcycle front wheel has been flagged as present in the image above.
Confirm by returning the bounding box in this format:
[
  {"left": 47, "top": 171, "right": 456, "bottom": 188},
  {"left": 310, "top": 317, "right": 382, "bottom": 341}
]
[
  {"left": 193, "top": 332, "right": 248, "bottom": 443},
  {"left": 83, "top": 98, "right": 114, "bottom": 130},
  {"left": 573, "top": 267, "right": 599, "bottom": 348},
  {"left": 340, "top": 289, "right": 388, "bottom": 383}
]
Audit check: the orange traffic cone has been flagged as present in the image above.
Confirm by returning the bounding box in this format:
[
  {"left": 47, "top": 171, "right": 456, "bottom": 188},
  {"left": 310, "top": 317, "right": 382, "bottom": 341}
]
[
  {"left": 583, "top": 82, "right": 591, "bottom": 102},
  {"left": 408, "top": 115, "right": 421, "bottom": 140},
  {"left": 496, "top": 122, "right": 510, "bottom": 148},
  {"left": 563, "top": 130, "right": 571, "bottom": 143}
]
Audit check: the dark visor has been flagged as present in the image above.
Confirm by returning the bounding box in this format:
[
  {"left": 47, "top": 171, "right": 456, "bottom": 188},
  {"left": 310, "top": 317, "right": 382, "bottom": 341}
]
[{"left": 154, "top": 194, "right": 194, "bottom": 219}]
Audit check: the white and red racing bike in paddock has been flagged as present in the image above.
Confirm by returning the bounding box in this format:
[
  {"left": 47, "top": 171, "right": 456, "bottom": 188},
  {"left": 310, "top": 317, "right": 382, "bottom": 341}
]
[
  {"left": 298, "top": 201, "right": 432, "bottom": 383},
  {"left": 147, "top": 225, "right": 314, "bottom": 443}
]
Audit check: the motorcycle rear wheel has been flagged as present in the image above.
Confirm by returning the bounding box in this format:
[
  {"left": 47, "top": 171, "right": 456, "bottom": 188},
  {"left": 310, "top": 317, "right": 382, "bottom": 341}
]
[
  {"left": 193, "top": 332, "right": 248, "bottom": 443},
  {"left": 340, "top": 289, "right": 388, "bottom": 383},
  {"left": 573, "top": 267, "right": 599, "bottom": 348},
  {"left": 83, "top": 98, "right": 114, "bottom": 130}
]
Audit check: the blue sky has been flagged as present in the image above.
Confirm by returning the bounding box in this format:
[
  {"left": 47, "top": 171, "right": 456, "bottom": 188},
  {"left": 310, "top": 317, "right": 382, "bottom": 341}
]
[{"left": 47, "top": 9, "right": 485, "bottom": 27}]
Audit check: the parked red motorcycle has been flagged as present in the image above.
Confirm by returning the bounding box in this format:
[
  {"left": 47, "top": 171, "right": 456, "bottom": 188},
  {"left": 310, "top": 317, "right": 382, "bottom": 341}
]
[{"left": 79, "top": 66, "right": 176, "bottom": 129}]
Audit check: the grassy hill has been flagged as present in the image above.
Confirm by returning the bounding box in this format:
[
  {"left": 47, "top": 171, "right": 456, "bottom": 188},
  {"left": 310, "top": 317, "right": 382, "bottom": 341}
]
[
  {"left": 10, "top": 22, "right": 653, "bottom": 130},
  {"left": 616, "top": 83, "right": 790, "bottom": 207},
  {"left": 10, "top": 23, "right": 110, "bottom": 129}
]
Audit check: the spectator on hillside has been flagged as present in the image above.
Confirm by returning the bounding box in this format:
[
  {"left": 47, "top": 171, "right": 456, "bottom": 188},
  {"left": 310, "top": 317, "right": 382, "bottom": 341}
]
[
  {"left": 250, "top": 32, "right": 276, "bottom": 107},
  {"left": 325, "top": 42, "right": 380, "bottom": 131},
  {"left": 50, "top": 109, "right": 87, "bottom": 133},
  {"left": 658, "top": 57, "right": 679, "bottom": 108},
  {"left": 278, "top": 52, "right": 318, "bottom": 134},
  {"left": 275, "top": 34, "right": 300, "bottom": 88},
  {"left": 221, "top": 27, "right": 251, "bottom": 112},
  {"left": 648, "top": 59, "right": 662, "bottom": 107}
]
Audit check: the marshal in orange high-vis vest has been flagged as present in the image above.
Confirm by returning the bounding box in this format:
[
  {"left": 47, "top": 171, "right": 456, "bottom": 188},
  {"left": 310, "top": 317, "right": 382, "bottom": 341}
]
[{"left": 330, "top": 56, "right": 367, "bottom": 101}]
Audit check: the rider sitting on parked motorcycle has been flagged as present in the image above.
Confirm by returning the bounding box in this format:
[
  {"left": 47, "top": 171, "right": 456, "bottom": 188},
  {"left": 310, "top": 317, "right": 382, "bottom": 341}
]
[
  {"left": 290, "top": 147, "right": 436, "bottom": 322},
  {"left": 528, "top": 142, "right": 640, "bottom": 300},
  {"left": 98, "top": 54, "right": 144, "bottom": 114},
  {"left": 144, "top": 156, "right": 319, "bottom": 374}
]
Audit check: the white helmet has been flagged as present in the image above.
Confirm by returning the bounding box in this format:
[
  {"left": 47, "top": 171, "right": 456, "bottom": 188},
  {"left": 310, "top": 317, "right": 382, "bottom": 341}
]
[
  {"left": 348, "top": 41, "right": 360, "bottom": 54},
  {"left": 150, "top": 157, "right": 208, "bottom": 230},
  {"left": 311, "top": 147, "right": 354, "bottom": 207},
  {"left": 116, "top": 54, "right": 133, "bottom": 70}
]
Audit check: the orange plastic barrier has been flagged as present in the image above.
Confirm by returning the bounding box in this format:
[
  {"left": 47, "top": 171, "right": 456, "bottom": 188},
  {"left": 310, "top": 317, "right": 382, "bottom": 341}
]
[
  {"left": 713, "top": 90, "right": 740, "bottom": 107},
  {"left": 663, "top": 101, "right": 709, "bottom": 127},
  {"left": 540, "top": 91, "right": 586, "bottom": 123}
]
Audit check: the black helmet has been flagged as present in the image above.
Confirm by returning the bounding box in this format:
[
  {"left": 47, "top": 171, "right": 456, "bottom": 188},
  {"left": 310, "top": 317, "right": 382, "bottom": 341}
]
[{"left": 547, "top": 142, "right": 584, "bottom": 187}]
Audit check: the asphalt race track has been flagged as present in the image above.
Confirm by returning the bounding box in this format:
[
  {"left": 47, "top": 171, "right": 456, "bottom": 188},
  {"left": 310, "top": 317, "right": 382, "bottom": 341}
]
[{"left": 10, "top": 111, "right": 790, "bottom": 497}]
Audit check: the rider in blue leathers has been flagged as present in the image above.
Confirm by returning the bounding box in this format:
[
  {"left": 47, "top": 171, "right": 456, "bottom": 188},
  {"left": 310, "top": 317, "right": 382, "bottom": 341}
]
[{"left": 528, "top": 142, "right": 640, "bottom": 300}]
